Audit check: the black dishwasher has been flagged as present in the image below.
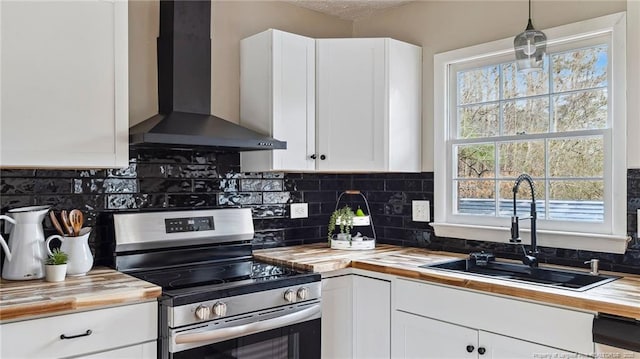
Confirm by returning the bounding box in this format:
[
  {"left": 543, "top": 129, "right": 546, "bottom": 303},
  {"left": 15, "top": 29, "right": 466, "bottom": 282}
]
[{"left": 593, "top": 314, "right": 640, "bottom": 352}]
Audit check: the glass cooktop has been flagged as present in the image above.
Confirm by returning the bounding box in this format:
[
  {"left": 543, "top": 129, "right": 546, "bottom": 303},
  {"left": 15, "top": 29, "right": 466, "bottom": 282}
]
[{"left": 128, "top": 259, "right": 319, "bottom": 305}]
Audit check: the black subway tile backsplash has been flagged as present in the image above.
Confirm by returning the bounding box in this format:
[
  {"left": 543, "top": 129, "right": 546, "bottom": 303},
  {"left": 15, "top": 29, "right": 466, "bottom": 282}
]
[
  {"left": 218, "top": 192, "right": 262, "bottom": 206},
  {"left": 304, "top": 191, "right": 337, "bottom": 203},
  {"left": 1, "top": 169, "right": 36, "bottom": 177},
  {"left": 251, "top": 204, "right": 287, "bottom": 218},
  {"left": 107, "top": 166, "right": 136, "bottom": 178},
  {"left": 1, "top": 147, "right": 640, "bottom": 273},
  {"left": 135, "top": 148, "right": 193, "bottom": 164},
  {"left": 34, "top": 178, "right": 72, "bottom": 194},
  {"left": 140, "top": 178, "right": 192, "bottom": 193},
  {"left": 1, "top": 178, "right": 35, "bottom": 194}
]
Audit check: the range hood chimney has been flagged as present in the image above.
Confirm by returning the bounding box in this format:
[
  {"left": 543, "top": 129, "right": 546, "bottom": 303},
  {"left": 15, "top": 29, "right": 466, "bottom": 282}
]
[{"left": 130, "top": 0, "right": 286, "bottom": 151}]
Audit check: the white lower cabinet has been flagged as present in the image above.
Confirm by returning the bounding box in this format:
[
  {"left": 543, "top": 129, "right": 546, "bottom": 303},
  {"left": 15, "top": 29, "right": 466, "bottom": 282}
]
[
  {"left": 322, "top": 275, "right": 353, "bottom": 359},
  {"left": 353, "top": 275, "right": 391, "bottom": 359},
  {"left": 0, "top": 301, "right": 157, "bottom": 359},
  {"left": 393, "top": 310, "right": 477, "bottom": 359},
  {"left": 479, "top": 331, "right": 576, "bottom": 359},
  {"left": 393, "top": 312, "right": 576, "bottom": 359},
  {"left": 321, "top": 273, "right": 391, "bottom": 359},
  {"left": 393, "top": 279, "right": 595, "bottom": 358}
]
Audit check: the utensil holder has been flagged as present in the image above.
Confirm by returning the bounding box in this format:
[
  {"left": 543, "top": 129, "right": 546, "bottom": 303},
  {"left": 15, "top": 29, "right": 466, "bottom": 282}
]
[{"left": 46, "top": 227, "right": 93, "bottom": 276}]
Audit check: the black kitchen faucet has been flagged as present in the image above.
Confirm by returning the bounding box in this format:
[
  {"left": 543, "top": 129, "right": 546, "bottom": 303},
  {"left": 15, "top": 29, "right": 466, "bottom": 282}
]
[{"left": 510, "top": 173, "right": 539, "bottom": 268}]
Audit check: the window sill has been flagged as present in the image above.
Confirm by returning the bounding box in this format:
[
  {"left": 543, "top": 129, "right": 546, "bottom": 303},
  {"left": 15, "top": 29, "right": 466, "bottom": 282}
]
[{"left": 430, "top": 222, "right": 629, "bottom": 254}]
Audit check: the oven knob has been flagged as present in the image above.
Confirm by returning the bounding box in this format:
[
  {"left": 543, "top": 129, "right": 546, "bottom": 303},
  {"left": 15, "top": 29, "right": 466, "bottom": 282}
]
[
  {"left": 212, "top": 302, "right": 227, "bottom": 317},
  {"left": 195, "top": 305, "right": 210, "bottom": 320},
  {"left": 297, "top": 287, "right": 309, "bottom": 300},
  {"left": 284, "top": 289, "right": 296, "bottom": 302}
]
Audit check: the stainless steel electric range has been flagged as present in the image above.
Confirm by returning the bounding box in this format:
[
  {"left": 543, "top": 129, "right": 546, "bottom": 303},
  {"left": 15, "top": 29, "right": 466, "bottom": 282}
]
[{"left": 113, "top": 208, "right": 321, "bottom": 359}]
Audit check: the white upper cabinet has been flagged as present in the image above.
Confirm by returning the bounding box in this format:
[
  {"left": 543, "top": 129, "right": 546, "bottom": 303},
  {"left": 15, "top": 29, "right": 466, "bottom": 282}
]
[
  {"left": 0, "top": 0, "right": 128, "bottom": 168},
  {"left": 240, "top": 31, "right": 421, "bottom": 173},
  {"left": 240, "top": 29, "right": 316, "bottom": 172},
  {"left": 316, "top": 38, "right": 421, "bottom": 172}
]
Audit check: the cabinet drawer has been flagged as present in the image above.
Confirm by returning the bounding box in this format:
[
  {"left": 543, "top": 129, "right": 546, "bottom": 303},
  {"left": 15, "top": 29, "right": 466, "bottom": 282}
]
[
  {"left": 0, "top": 301, "right": 157, "bottom": 359},
  {"left": 395, "top": 279, "right": 594, "bottom": 354}
]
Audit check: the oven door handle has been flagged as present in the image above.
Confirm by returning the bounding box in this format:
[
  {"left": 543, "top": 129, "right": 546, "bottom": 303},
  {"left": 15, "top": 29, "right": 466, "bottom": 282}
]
[{"left": 174, "top": 303, "right": 321, "bottom": 345}]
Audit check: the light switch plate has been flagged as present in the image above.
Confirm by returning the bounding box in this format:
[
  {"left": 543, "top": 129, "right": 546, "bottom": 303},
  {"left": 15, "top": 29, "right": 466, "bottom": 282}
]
[
  {"left": 290, "top": 203, "right": 309, "bottom": 219},
  {"left": 412, "top": 200, "right": 430, "bottom": 222}
]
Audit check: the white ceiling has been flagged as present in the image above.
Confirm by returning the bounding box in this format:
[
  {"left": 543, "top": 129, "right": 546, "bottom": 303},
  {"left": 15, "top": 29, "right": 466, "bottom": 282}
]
[{"left": 287, "top": 0, "right": 413, "bottom": 21}]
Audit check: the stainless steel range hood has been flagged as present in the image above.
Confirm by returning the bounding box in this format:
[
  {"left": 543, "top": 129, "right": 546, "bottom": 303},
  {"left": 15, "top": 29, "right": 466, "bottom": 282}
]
[{"left": 129, "top": 0, "right": 286, "bottom": 151}]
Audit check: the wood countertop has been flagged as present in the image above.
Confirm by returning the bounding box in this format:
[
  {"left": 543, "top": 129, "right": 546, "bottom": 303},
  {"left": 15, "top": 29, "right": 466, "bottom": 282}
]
[
  {"left": 254, "top": 244, "right": 640, "bottom": 319},
  {"left": 0, "top": 267, "right": 161, "bottom": 322}
]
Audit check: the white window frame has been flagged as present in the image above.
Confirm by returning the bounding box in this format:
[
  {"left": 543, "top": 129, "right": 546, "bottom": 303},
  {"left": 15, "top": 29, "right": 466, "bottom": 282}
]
[{"left": 432, "top": 12, "right": 628, "bottom": 254}]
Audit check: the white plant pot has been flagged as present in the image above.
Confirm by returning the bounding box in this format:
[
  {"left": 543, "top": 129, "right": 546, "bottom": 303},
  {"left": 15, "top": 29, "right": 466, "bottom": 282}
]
[
  {"left": 46, "top": 227, "right": 94, "bottom": 276},
  {"left": 336, "top": 233, "right": 351, "bottom": 241},
  {"left": 45, "top": 264, "right": 67, "bottom": 282}
]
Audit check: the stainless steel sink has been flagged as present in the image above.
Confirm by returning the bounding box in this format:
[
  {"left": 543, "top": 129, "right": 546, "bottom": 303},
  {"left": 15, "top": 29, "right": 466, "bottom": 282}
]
[{"left": 420, "top": 259, "right": 619, "bottom": 291}]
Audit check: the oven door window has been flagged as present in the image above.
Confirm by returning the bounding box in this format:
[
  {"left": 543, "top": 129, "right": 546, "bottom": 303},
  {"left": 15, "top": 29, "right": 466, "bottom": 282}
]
[{"left": 173, "top": 319, "right": 320, "bottom": 359}]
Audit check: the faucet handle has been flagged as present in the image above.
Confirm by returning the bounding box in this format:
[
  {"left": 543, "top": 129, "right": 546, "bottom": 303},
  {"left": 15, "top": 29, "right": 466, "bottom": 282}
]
[
  {"left": 470, "top": 252, "right": 495, "bottom": 266},
  {"left": 584, "top": 259, "right": 600, "bottom": 276},
  {"left": 509, "top": 216, "right": 521, "bottom": 243}
]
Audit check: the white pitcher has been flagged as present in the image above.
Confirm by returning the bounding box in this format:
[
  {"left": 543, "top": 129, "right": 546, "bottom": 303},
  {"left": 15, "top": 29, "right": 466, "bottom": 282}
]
[
  {"left": 46, "top": 227, "right": 93, "bottom": 276},
  {"left": 0, "top": 205, "right": 58, "bottom": 280}
]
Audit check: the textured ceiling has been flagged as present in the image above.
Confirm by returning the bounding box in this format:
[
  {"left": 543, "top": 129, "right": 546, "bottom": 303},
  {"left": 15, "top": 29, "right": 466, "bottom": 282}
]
[{"left": 287, "top": 0, "right": 413, "bottom": 21}]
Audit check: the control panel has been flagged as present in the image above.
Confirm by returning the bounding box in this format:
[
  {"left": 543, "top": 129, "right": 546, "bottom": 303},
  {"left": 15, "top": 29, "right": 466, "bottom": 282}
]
[
  {"left": 165, "top": 216, "right": 214, "bottom": 233},
  {"left": 171, "top": 282, "right": 322, "bottom": 327}
]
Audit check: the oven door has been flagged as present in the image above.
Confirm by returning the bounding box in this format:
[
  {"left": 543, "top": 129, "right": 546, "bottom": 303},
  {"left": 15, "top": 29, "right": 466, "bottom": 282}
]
[{"left": 169, "top": 302, "right": 321, "bottom": 359}]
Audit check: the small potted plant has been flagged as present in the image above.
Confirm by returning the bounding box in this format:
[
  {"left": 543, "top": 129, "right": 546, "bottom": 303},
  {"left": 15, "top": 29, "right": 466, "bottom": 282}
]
[
  {"left": 328, "top": 205, "right": 355, "bottom": 244},
  {"left": 45, "top": 248, "right": 68, "bottom": 282}
]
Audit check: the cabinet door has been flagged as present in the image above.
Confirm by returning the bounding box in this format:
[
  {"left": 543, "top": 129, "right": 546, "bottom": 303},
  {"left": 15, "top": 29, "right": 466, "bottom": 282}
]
[
  {"left": 321, "top": 275, "right": 353, "bottom": 359},
  {"left": 395, "top": 279, "right": 595, "bottom": 354},
  {"left": 353, "top": 275, "right": 390, "bottom": 359},
  {"left": 478, "top": 331, "right": 576, "bottom": 359},
  {"left": 392, "top": 311, "right": 477, "bottom": 359},
  {"left": 317, "top": 38, "right": 386, "bottom": 171},
  {"left": 240, "top": 30, "right": 315, "bottom": 172},
  {"left": 0, "top": 0, "right": 128, "bottom": 168}
]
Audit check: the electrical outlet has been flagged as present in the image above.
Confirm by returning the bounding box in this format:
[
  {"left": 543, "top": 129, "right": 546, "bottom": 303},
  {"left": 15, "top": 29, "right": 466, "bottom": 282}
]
[
  {"left": 290, "top": 203, "right": 309, "bottom": 219},
  {"left": 412, "top": 200, "right": 430, "bottom": 222}
]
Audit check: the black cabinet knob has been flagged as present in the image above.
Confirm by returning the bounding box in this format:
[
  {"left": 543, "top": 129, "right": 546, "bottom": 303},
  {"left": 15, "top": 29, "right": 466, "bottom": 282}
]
[
  {"left": 478, "top": 347, "right": 486, "bottom": 355},
  {"left": 320, "top": 154, "right": 326, "bottom": 160},
  {"left": 310, "top": 154, "right": 317, "bottom": 159},
  {"left": 466, "top": 345, "right": 474, "bottom": 353}
]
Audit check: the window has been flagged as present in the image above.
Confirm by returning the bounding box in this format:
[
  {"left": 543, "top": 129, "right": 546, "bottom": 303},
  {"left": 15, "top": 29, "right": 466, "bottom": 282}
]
[{"left": 433, "top": 13, "right": 627, "bottom": 253}]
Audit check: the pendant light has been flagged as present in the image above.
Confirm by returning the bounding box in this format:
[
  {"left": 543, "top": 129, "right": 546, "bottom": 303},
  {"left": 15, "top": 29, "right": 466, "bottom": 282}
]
[{"left": 514, "top": 0, "right": 547, "bottom": 71}]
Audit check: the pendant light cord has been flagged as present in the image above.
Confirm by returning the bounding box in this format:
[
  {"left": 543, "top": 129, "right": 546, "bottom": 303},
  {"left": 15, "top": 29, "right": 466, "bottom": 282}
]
[{"left": 526, "top": 0, "right": 534, "bottom": 30}]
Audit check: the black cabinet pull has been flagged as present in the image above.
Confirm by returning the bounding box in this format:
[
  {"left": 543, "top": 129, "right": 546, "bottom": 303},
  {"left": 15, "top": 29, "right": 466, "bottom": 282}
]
[
  {"left": 310, "top": 154, "right": 317, "bottom": 159},
  {"left": 320, "top": 154, "right": 326, "bottom": 160},
  {"left": 60, "top": 329, "right": 92, "bottom": 340},
  {"left": 466, "top": 345, "right": 475, "bottom": 353},
  {"left": 478, "top": 347, "right": 486, "bottom": 355}
]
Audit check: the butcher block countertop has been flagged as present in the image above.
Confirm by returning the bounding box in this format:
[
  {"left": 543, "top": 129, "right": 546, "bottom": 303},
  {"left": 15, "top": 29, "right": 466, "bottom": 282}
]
[
  {"left": 0, "top": 268, "right": 161, "bottom": 322},
  {"left": 254, "top": 243, "right": 640, "bottom": 319}
]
